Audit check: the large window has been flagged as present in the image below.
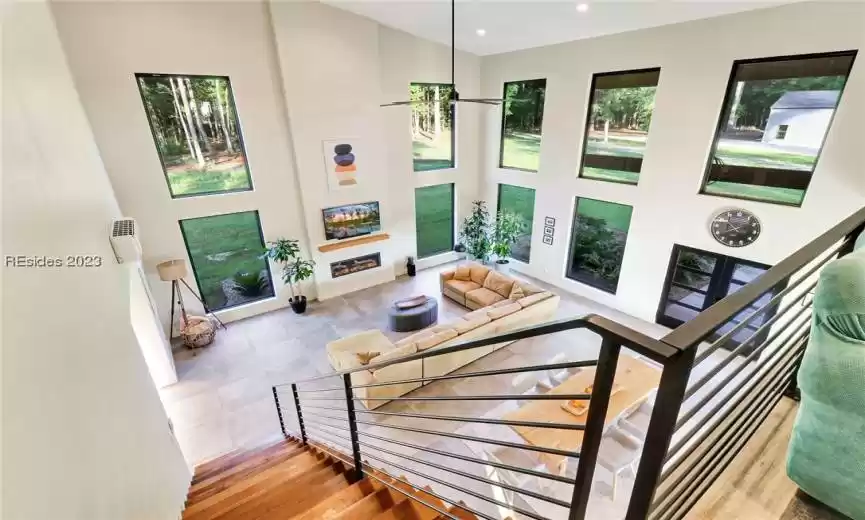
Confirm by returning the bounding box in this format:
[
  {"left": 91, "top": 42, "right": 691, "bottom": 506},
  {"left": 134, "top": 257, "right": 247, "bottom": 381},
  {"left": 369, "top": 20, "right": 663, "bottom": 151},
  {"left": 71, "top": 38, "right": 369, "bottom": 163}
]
[
  {"left": 500, "top": 79, "right": 546, "bottom": 172},
  {"left": 702, "top": 51, "right": 856, "bottom": 206},
  {"left": 415, "top": 184, "right": 455, "bottom": 258},
  {"left": 579, "top": 68, "right": 660, "bottom": 184},
  {"left": 137, "top": 73, "right": 251, "bottom": 198},
  {"left": 411, "top": 83, "right": 455, "bottom": 172},
  {"left": 497, "top": 184, "right": 536, "bottom": 263},
  {"left": 566, "top": 198, "right": 633, "bottom": 294},
  {"left": 179, "top": 211, "right": 274, "bottom": 312}
]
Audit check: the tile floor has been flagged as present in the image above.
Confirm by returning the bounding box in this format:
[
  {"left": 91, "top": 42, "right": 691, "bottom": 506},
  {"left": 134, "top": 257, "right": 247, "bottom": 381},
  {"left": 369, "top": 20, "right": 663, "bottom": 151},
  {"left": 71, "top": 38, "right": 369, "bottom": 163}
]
[{"left": 160, "top": 262, "right": 759, "bottom": 519}]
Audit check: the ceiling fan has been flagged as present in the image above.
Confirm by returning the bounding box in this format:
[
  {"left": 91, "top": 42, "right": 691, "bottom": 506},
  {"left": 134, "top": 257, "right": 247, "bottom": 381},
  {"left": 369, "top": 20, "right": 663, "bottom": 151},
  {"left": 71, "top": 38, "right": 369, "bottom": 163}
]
[{"left": 380, "top": 0, "right": 503, "bottom": 107}]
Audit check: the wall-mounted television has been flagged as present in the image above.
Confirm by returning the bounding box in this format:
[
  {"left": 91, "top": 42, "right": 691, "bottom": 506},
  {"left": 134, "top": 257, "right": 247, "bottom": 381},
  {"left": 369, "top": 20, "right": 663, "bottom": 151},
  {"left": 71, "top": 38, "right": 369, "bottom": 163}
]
[{"left": 322, "top": 201, "right": 382, "bottom": 240}]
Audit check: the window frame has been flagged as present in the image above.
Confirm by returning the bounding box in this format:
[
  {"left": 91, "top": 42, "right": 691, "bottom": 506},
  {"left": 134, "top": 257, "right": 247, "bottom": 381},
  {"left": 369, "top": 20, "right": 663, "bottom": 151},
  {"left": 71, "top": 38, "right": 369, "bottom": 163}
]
[
  {"left": 414, "top": 183, "right": 456, "bottom": 259},
  {"left": 410, "top": 82, "right": 456, "bottom": 172},
  {"left": 697, "top": 50, "right": 857, "bottom": 207},
  {"left": 564, "top": 196, "right": 633, "bottom": 294},
  {"left": 577, "top": 67, "right": 661, "bottom": 186},
  {"left": 178, "top": 210, "right": 274, "bottom": 313},
  {"left": 135, "top": 72, "right": 253, "bottom": 199},
  {"left": 496, "top": 183, "right": 536, "bottom": 264},
  {"left": 498, "top": 78, "right": 547, "bottom": 173}
]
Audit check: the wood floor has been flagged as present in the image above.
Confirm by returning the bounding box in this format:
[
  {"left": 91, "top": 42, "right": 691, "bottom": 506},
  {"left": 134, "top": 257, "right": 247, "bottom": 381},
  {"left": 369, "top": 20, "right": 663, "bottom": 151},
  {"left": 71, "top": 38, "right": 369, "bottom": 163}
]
[{"left": 181, "top": 436, "right": 481, "bottom": 520}]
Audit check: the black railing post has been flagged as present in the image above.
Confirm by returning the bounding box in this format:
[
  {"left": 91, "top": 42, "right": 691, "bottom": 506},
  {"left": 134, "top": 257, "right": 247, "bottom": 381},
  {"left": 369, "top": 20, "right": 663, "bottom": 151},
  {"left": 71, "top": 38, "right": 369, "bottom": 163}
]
[
  {"left": 625, "top": 346, "right": 696, "bottom": 520},
  {"left": 291, "top": 383, "right": 307, "bottom": 444},
  {"left": 272, "top": 386, "right": 287, "bottom": 438},
  {"left": 569, "top": 338, "right": 621, "bottom": 520},
  {"left": 343, "top": 373, "right": 364, "bottom": 481}
]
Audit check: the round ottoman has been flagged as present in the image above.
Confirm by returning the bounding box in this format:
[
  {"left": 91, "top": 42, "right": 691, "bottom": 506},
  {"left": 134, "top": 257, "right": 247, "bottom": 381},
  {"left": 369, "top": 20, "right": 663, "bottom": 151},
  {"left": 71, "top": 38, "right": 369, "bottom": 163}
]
[{"left": 388, "top": 296, "right": 438, "bottom": 332}]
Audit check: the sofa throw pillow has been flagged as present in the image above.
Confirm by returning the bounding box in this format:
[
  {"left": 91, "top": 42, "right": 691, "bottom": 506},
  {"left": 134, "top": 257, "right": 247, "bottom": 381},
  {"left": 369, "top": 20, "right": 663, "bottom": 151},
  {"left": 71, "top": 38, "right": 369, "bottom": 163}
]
[
  {"left": 355, "top": 351, "right": 382, "bottom": 365},
  {"left": 368, "top": 343, "right": 417, "bottom": 365},
  {"left": 454, "top": 265, "right": 472, "bottom": 281},
  {"left": 508, "top": 284, "right": 526, "bottom": 300},
  {"left": 483, "top": 271, "right": 515, "bottom": 298},
  {"left": 519, "top": 282, "right": 545, "bottom": 296},
  {"left": 469, "top": 264, "right": 492, "bottom": 285}
]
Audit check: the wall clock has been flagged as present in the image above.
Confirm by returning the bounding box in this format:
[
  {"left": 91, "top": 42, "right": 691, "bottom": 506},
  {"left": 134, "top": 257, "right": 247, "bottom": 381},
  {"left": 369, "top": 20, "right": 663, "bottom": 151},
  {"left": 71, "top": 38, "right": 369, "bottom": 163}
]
[{"left": 710, "top": 208, "right": 761, "bottom": 247}]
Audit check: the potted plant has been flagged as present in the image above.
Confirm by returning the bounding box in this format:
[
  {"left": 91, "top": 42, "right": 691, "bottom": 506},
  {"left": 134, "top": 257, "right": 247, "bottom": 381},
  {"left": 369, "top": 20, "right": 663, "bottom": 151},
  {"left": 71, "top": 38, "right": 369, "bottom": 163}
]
[
  {"left": 492, "top": 210, "right": 525, "bottom": 272},
  {"left": 459, "top": 200, "right": 492, "bottom": 263},
  {"left": 262, "top": 238, "right": 316, "bottom": 314}
]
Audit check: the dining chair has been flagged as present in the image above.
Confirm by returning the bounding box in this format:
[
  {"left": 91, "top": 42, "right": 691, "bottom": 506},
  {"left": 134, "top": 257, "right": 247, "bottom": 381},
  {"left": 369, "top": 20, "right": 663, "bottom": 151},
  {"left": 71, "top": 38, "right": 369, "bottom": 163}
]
[
  {"left": 511, "top": 372, "right": 553, "bottom": 406},
  {"left": 547, "top": 352, "right": 583, "bottom": 385},
  {"left": 619, "top": 389, "right": 657, "bottom": 439},
  {"left": 479, "top": 445, "right": 549, "bottom": 513},
  {"left": 558, "top": 427, "right": 643, "bottom": 501}
]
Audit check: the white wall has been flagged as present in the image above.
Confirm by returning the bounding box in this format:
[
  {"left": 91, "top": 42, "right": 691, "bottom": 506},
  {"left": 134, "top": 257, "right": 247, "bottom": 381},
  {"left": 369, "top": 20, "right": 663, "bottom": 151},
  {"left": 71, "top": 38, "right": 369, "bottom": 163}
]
[
  {"left": 1, "top": 2, "right": 191, "bottom": 518},
  {"left": 269, "top": 1, "right": 481, "bottom": 299},
  {"left": 480, "top": 1, "right": 865, "bottom": 323}
]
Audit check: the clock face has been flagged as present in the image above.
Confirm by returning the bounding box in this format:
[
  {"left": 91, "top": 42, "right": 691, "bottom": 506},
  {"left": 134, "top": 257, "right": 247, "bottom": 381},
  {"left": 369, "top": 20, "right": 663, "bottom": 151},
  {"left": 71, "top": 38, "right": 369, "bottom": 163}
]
[{"left": 711, "top": 209, "right": 760, "bottom": 248}]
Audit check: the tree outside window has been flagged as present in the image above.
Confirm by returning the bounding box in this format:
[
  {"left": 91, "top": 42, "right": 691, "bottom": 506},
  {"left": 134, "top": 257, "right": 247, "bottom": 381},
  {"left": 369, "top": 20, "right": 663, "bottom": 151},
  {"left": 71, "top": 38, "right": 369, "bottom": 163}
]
[
  {"left": 500, "top": 79, "right": 546, "bottom": 172},
  {"left": 410, "top": 83, "right": 455, "bottom": 172}
]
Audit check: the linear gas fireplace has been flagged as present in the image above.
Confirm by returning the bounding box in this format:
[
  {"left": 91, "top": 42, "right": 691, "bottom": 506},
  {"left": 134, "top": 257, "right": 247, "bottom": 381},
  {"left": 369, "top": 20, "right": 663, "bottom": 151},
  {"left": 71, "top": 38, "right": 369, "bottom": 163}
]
[{"left": 330, "top": 253, "right": 382, "bottom": 278}]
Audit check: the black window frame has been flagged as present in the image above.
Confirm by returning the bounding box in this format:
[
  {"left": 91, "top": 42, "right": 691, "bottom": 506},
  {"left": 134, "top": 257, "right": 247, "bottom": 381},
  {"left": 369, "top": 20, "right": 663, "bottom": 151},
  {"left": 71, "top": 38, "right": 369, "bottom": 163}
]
[
  {"left": 410, "top": 82, "right": 456, "bottom": 172},
  {"left": 135, "top": 73, "right": 253, "bottom": 199},
  {"left": 414, "top": 183, "right": 456, "bottom": 259},
  {"left": 498, "top": 78, "right": 547, "bottom": 172},
  {"left": 496, "top": 183, "right": 536, "bottom": 264},
  {"left": 565, "top": 196, "right": 633, "bottom": 294},
  {"left": 577, "top": 67, "right": 661, "bottom": 186},
  {"left": 178, "top": 210, "right": 274, "bottom": 313},
  {"left": 698, "top": 50, "right": 857, "bottom": 207}
]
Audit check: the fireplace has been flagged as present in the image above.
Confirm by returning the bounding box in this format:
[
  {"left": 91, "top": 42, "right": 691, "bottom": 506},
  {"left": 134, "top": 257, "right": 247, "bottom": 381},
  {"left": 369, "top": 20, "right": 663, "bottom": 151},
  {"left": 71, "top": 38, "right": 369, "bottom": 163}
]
[{"left": 330, "top": 253, "right": 382, "bottom": 278}]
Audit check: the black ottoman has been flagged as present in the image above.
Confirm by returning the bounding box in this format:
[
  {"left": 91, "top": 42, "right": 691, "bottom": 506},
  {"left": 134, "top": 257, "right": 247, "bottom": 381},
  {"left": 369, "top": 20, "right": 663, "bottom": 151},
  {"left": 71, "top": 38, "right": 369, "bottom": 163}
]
[{"left": 388, "top": 297, "right": 438, "bottom": 332}]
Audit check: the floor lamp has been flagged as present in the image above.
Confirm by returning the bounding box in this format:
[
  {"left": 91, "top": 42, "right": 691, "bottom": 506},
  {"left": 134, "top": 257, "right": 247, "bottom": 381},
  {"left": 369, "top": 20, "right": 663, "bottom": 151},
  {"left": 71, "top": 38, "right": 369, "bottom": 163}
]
[{"left": 157, "top": 259, "right": 226, "bottom": 342}]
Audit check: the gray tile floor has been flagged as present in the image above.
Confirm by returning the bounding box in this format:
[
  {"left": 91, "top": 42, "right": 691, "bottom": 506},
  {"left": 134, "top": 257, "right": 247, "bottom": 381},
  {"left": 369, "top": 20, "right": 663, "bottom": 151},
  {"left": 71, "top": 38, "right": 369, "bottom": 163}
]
[{"left": 161, "top": 262, "right": 746, "bottom": 519}]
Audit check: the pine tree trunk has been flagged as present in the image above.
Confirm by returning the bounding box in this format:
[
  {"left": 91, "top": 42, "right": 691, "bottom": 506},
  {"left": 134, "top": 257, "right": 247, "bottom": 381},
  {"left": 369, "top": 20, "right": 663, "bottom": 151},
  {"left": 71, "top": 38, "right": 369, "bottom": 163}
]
[
  {"left": 214, "top": 80, "right": 234, "bottom": 153},
  {"left": 434, "top": 85, "right": 442, "bottom": 138},
  {"left": 175, "top": 77, "right": 205, "bottom": 167},
  {"left": 185, "top": 78, "right": 212, "bottom": 155},
  {"left": 604, "top": 120, "right": 610, "bottom": 143},
  {"left": 727, "top": 81, "right": 745, "bottom": 130},
  {"left": 170, "top": 77, "right": 197, "bottom": 163}
]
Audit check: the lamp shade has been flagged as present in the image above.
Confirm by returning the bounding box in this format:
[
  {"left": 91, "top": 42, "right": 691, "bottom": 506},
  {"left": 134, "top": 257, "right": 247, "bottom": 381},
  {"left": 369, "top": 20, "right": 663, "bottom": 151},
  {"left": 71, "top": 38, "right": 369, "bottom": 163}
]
[{"left": 157, "top": 259, "right": 188, "bottom": 281}]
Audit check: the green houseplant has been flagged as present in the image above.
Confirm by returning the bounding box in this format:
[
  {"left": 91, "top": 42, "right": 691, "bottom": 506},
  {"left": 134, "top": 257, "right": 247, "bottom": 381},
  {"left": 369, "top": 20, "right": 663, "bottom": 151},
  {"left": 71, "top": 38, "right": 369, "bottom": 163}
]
[
  {"left": 459, "top": 200, "right": 492, "bottom": 263},
  {"left": 232, "top": 271, "right": 269, "bottom": 297},
  {"left": 492, "top": 210, "right": 525, "bottom": 270},
  {"left": 262, "top": 238, "right": 315, "bottom": 314}
]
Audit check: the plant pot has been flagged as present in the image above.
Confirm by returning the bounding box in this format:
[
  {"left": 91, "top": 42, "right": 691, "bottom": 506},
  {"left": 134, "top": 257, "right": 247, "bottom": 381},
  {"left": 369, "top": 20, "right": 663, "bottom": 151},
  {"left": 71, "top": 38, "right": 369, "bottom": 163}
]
[
  {"left": 495, "top": 259, "right": 510, "bottom": 273},
  {"left": 289, "top": 295, "right": 308, "bottom": 314}
]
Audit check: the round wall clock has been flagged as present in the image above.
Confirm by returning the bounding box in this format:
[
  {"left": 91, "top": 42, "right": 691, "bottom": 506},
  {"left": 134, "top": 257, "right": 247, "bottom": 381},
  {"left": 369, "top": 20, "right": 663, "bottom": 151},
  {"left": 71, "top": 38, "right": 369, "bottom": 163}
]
[{"left": 710, "top": 208, "right": 761, "bottom": 247}]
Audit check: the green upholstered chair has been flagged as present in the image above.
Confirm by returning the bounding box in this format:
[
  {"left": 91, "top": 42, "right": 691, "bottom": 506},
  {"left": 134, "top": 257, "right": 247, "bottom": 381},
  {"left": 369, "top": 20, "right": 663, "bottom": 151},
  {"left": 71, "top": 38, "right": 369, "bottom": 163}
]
[{"left": 786, "top": 249, "right": 865, "bottom": 520}]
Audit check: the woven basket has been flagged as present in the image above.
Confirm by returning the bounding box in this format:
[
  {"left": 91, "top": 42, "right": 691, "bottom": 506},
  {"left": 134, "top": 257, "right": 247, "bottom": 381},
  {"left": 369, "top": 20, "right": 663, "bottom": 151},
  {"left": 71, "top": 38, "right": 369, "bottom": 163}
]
[{"left": 182, "top": 316, "right": 216, "bottom": 348}]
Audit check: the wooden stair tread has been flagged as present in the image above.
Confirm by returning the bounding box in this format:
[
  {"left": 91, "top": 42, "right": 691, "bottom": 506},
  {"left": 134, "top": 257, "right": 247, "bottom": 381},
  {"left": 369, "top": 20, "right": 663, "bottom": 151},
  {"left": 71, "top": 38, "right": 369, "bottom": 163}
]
[
  {"left": 329, "top": 487, "right": 401, "bottom": 520},
  {"left": 289, "top": 478, "right": 377, "bottom": 520},
  {"left": 237, "top": 469, "right": 351, "bottom": 520},
  {"left": 192, "top": 439, "right": 296, "bottom": 484},
  {"left": 370, "top": 497, "right": 424, "bottom": 520},
  {"left": 190, "top": 443, "right": 307, "bottom": 495}
]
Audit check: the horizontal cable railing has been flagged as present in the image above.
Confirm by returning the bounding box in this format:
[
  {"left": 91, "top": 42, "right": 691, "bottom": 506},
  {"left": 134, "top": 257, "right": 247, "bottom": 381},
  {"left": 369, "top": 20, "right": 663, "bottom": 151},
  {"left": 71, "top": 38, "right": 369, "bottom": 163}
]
[{"left": 269, "top": 205, "right": 865, "bottom": 520}]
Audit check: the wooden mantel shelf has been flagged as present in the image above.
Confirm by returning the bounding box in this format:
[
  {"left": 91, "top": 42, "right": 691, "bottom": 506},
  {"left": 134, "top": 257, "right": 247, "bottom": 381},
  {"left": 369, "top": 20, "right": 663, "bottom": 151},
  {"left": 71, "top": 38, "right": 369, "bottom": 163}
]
[{"left": 317, "top": 233, "right": 390, "bottom": 253}]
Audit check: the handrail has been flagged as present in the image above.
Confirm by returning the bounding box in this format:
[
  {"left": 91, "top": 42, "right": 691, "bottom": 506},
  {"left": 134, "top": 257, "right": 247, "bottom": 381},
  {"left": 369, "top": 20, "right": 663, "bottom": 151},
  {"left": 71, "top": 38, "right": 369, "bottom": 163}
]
[
  {"left": 661, "top": 205, "right": 865, "bottom": 350},
  {"left": 280, "top": 314, "right": 678, "bottom": 387}
]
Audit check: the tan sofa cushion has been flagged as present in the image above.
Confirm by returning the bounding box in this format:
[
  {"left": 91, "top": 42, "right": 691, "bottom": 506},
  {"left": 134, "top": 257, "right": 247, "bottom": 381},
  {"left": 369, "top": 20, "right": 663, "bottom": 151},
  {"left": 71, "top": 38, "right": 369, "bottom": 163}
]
[
  {"left": 355, "top": 351, "right": 382, "bottom": 364},
  {"left": 444, "top": 279, "right": 482, "bottom": 297},
  {"left": 469, "top": 264, "right": 492, "bottom": 285},
  {"left": 509, "top": 284, "right": 526, "bottom": 300},
  {"left": 491, "top": 299, "right": 517, "bottom": 308},
  {"left": 487, "top": 302, "right": 522, "bottom": 320},
  {"left": 462, "top": 308, "right": 489, "bottom": 321},
  {"left": 369, "top": 343, "right": 417, "bottom": 365},
  {"left": 519, "top": 282, "right": 545, "bottom": 296},
  {"left": 327, "top": 329, "right": 394, "bottom": 356},
  {"left": 455, "top": 315, "right": 491, "bottom": 334},
  {"left": 518, "top": 291, "right": 554, "bottom": 308},
  {"left": 454, "top": 265, "right": 472, "bottom": 281},
  {"left": 332, "top": 352, "right": 365, "bottom": 371},
  {"left": 417, "top": 329, "right": 459, "bottom": 351},
  {"left": 483, "top": 271, "right": 515, "bottom": 298},
  {"left": 466, "top": 287, "right": 506, "bottom": 308}
]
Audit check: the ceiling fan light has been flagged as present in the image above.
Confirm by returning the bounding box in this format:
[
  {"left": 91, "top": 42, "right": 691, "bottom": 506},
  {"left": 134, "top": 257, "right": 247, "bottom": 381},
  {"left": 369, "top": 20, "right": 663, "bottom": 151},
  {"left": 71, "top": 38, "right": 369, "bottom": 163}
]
[
  {"left": 476, "top": 28, "right": 486, "bottom": 36},
  {"left": 576, "top": 3, "right": 589, "bottom": 12}
]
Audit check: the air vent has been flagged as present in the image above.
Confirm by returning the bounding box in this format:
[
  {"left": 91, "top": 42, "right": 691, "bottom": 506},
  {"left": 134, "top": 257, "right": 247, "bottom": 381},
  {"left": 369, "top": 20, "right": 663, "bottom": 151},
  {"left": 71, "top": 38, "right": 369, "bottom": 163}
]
[
  {"left": 112, "top": 219, "right": 135, "bottom": 238},
  {"left": 110, "top": 218, "right": 141, "bottom": 263}
]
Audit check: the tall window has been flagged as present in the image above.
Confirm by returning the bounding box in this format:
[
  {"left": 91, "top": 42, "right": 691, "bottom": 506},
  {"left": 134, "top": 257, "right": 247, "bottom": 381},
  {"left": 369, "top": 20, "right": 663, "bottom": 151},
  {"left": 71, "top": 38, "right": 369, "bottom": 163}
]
[
  {"left": 500, "top": 79, "right": 546, "bottom": 172},
  {"left": 136, "top": 73, "right": 251, "bottom": 198},
  {"left": 410, "top": 83, "right": 455, "bottom": 172},
  {"left": 179, "top": 211, "right": 274, "bottom": 311},
  {"left": 415, "top": 184, "right": 455, "bottom": 258},
  {"left": 566, "top": 198, "right": 633, "bottom": 294},
  {"left": 497, "top": 184, "right": 536, "bottom": 263},
  {"left": 702, "top": 51, "right": 856, "bottom": 206},
  {"left": 579, "top": 68, "right": 660, "bottom": 184}
]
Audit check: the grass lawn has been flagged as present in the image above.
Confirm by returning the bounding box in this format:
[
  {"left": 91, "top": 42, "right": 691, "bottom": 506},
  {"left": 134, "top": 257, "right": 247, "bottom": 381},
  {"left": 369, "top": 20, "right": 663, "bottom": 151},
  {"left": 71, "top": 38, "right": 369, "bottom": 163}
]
[
  {"left": 167, "top": 165, "right": 251, "bottom": 197},
  {"left": 415, "top": 184, "right": 454, "bottom": 258},
  {"left": 498, "top": 184, "right": 536, "bottom": 262},
  {"left": 180, "top": 211, "right": 273, "bottom": 310},
  {"left": 704, "top": 182, "right": 804, "bottom": 205},
  {"left": 582, "top": 167, "right": 640, "bottom": 184},
  {"left": 580, "top": 137, "right": 645, "bottom": 184},
  {"left": 576, "top": 198, "right": 633, "bottom": 232},
  {"left": 413, "top": 129, "right": 453, "bottom": 172},
  {"left": 715, "top": 141, "right": 815, "bottom": 170},
  {"left": 501, "top": 132, "right": 541, "bottom": 171}
]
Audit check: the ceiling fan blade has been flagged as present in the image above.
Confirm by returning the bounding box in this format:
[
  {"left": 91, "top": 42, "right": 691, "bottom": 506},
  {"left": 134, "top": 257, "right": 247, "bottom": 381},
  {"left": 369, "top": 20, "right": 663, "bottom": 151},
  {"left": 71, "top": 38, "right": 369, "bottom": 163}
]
[
  {"left": 458, "top": 98, "right": 503, "bottom": 105},
  {"left": 380, "top": 100, "right": 425, "bottom": 107}
]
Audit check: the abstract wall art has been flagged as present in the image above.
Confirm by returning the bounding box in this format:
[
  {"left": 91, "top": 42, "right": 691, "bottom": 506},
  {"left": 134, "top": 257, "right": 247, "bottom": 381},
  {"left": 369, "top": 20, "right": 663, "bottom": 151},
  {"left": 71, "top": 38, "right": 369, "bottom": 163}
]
[{"left": 323, "top": 139, "right": 362, "bottom": 191}]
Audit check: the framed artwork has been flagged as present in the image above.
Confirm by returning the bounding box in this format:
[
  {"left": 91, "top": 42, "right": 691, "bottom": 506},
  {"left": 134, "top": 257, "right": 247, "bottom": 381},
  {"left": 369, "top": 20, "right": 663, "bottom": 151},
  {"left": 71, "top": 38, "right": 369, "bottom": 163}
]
[
  {"left": 544, "top": 216, "right": 556, "bottom": 227},
  {"left": 323, "top": 139, "right": 362, "bottom": 191},
  {"left": 543, "top": 226, "right": 554, "bottom": 236},
  {"left": 542, "top": 235, "right": 554, "bottom": 246}
]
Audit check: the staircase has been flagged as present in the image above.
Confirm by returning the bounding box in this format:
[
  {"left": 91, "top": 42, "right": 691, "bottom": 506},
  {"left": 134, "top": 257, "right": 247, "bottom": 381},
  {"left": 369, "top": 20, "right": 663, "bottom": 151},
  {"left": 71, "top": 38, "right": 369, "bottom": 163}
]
[{"left": 181, "top": 436, "right": 480, "bottom": 520}]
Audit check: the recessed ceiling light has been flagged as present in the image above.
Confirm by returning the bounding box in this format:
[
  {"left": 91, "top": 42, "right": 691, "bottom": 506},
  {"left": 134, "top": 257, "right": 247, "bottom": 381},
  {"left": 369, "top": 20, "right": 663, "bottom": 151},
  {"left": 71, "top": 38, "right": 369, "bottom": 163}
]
[
  {"left": 476, "top": 28, "right": 486, "bottom": 36},
  {"left": 576, "top": 3, "right": 589, "bottom": 12}
]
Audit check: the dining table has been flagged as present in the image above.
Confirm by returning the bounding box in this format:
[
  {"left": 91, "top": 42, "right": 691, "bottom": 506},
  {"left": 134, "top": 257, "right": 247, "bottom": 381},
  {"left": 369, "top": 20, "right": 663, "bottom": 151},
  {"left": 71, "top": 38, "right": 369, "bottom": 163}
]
[{"left": 502, "top": 354, "right": 662, "bottom": 473}]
